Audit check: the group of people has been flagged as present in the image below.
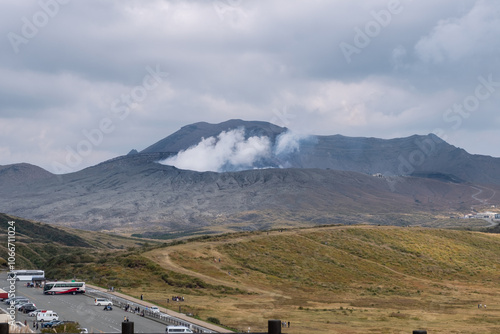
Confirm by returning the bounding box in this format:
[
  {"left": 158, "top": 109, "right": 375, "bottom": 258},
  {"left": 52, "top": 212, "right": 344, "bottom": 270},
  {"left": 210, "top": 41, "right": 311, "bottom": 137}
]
[
  {"left": 25, "top": 282, "right": 40, "bottom": 288},
  {"left": 281, "top": 321, "right": 290, "bottom": 328},
  {"left": 125, "top": 303, "right": 145, "bottom": 316},
  {"left": 171, "top": 296, "right": 184, "bottom": 302}
]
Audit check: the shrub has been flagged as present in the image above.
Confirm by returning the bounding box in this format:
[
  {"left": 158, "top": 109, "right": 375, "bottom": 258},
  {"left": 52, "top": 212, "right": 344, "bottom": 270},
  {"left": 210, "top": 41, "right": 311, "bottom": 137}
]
[{"left": 207, "top": 317, "right": 221, "bottom": 325}]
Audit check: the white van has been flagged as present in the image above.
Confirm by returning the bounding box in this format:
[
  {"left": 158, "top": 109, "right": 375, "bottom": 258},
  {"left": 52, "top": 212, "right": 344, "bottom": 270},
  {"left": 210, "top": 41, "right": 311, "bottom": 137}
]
[
  {"left": 165, "top": 326, "right": 193, "bottom": 333},
  {"left": 94, "top": 298, "right": 113, "bottom": 306},
  {"left": 37, "top": 310, "right": 59, "bottom": 322}
]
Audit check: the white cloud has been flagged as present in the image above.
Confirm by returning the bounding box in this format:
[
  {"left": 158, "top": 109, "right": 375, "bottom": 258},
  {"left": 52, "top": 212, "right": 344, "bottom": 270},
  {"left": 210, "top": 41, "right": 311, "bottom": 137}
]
[{"left": 415, "top": 1, "right": 500, "bottom": 64}]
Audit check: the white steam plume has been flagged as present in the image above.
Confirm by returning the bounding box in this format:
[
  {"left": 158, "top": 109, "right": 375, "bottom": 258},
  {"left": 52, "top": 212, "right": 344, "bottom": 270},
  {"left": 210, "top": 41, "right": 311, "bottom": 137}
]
[
  {"left": 274, "top": 131, "right": 306, "bottom": 156},
  {"left": 160, "top": 128, "right": 271, "bottom": 172}
]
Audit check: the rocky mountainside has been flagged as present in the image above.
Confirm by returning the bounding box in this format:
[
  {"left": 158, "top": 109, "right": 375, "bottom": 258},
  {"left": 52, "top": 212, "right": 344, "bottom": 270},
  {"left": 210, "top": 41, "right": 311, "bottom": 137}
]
[
  {"left": 139, "top": 119, "right": 500, "bottom": 184},
  {"left": 1, "top": 119, "right": 500, "bottom": 233},
  {"left": 0, "top": 153, "right": 498, "bottom": 233},
  {"left": 141, "top": 119, "right": 287, "bottom": 154}
]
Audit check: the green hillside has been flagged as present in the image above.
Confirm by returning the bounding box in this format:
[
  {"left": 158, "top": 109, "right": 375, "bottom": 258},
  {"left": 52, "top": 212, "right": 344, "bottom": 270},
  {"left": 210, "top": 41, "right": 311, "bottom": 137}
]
[
  {"left": 2, "top": 214, "right": 500, "bottom": 333},
  {"left": 141, "top": 225, "right": 500, "bottom": 333},
  {"left": 0, "top": 213, "right": 160, "bottom": 280}
]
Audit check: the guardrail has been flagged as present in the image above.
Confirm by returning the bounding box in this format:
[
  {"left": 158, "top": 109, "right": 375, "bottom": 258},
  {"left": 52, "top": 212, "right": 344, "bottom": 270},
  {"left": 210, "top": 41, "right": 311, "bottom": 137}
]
[
  {"left": 85, "top": 289, "right": 215, "bottom": 333},
  {"left": 0, "top": 321, "right": 429, "bottom": 334}
]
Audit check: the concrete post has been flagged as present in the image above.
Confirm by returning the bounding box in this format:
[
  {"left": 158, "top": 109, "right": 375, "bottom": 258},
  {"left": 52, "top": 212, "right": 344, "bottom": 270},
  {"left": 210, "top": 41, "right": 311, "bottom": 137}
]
[
  {"left": 122, "top": 321, "right": 134, "bottom": 334},
  {"left": 0, "top": 323, "right": 8, "bottom": 334},
  {"left": 268, "top": 319, "right": 281, "bottom": 334}
]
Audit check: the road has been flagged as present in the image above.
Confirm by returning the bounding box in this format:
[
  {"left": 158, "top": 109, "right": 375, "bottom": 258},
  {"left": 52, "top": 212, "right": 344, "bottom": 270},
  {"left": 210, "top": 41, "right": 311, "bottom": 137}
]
[{"left": 1, "top": 276, "right": 168, "bottom": 333}]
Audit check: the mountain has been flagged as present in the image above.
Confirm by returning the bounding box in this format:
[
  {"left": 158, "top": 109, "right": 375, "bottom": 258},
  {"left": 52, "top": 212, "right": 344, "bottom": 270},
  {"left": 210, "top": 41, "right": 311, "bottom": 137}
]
[
  {"left": 1, "top": 120, "right": 500, "bottom": 233},
  {"left": 143, "top": 119, "right": 500, "bottom": 185},
  {"left": 0, "top": 163, "right": 55, "bottom": 187},
  {"left": 0, "top": 154, "right": 497, "bottom": 233},
  {"left": 141, "top": 119, "right": 287, "bottom": 154}
]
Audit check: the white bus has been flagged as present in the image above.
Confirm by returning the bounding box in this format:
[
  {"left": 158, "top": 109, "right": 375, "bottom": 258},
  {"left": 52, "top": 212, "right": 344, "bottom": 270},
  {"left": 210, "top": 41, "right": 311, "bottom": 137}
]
[
  {"left": 7, "top": 270, "right": 45, "bottom": 281},
  {"left": 43, "top": 281, "right": 86, "bottom": 295}
]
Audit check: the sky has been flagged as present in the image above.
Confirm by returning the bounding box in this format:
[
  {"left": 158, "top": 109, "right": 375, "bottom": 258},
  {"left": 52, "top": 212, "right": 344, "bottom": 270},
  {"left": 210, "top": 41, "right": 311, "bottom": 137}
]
[{"left": 1, "top": 0, "right": 500, "bottom": 174}]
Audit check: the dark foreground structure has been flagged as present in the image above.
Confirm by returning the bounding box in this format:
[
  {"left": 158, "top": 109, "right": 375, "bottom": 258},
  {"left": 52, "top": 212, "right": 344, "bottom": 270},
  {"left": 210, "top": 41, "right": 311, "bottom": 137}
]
[{"left": 0, "top": 321, "right": 428, "bottom": 334}]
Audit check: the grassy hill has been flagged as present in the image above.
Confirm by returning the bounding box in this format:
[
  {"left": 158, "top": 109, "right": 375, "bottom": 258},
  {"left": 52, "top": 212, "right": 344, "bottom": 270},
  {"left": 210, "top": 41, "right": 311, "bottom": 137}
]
[
  {"left": 2, "top": 214, "right": 500, "bottom": 333},
  {"left": 138, "top": 226, "right": 500, "bottom": 333},
  {"left": 0, "top": 213, "right": 161, "bottom": 279}
]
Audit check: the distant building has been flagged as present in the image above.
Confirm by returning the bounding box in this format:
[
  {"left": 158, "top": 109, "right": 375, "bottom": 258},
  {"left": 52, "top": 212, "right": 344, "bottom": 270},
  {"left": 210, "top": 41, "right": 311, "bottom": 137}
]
[{"left": 472, "top": 212, "right": 498, "bottom": 219}]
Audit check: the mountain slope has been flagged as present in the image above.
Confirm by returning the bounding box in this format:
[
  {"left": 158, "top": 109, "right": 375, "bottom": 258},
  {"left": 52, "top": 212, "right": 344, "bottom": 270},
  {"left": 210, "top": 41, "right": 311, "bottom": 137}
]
[
  {"left": 0, "top": 163, "right": 56, "bottom": 188},
  {"left": 0, "top": 156, "right": 496, "bottom": 233},
  {"left": 1, "top": 120, "right": 500, "bottom": 233},
  {"left": 141, "top": 119, "right": 287, "bottom": 154},
  {"left": 142, "top": 120, "right": 500, "bottom": 184}
]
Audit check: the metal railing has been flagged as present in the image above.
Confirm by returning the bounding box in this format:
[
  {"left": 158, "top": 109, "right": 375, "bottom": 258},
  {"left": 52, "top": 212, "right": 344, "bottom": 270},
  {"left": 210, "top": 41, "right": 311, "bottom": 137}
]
[
  {"left": 0, "top": 321, "right": 429, "bottom": 334},
  {"left": 86, "top": 289, "right": 215, "bottom": 333}
]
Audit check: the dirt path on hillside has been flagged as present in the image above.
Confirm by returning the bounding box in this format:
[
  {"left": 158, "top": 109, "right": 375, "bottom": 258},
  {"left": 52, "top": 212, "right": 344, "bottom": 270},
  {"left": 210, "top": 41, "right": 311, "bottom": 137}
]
[
  {"left": 147, "top": 225, "right": 464, "bottom": 299},
  {"left": 146, "top": 244, "right": 288, "bottom": 298},
  {"left": 471, "top": 185, "right": 497, "bottom": 204}
]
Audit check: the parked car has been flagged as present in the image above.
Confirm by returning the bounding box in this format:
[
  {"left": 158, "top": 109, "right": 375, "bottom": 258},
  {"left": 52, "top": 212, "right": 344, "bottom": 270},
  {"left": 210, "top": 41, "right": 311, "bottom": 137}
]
[
  {"left": 150, "top": 306, "right": 160, "bottom": 313},
  {"left": 37, "top": 310, "right": 59, "bottom": 322},
  {"left": 41, "top": 320, "right": 63, "bottom": 328},
  {"left": 13, "top": 299, "right": 30, "bottom": 309},
  {"left": 4, "top": 297, "right": 17, "bottom": 304},
  {"left": 5, "top": 297, "right": 27, "bottom": 305},
  {"left": 165, "top": 326, "right": 193, "bottom": 333},
  {"left": 19, "top": 304, "right": 37, "bottom": 313},
  {"left": 94, "top": 298, "right": 113, "bottom": 306},
  {"left": 80, "top": 328, "right": 88, "bottom": 334},
  {"left": 28, "top": 309, "right": 43, "bottom": 317}
]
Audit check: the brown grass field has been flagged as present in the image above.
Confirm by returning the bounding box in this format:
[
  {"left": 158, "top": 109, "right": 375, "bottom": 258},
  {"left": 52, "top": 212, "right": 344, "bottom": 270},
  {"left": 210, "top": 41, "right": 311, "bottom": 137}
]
[{"left": 110, "top": 225, "right": 500, "bottom": 333}]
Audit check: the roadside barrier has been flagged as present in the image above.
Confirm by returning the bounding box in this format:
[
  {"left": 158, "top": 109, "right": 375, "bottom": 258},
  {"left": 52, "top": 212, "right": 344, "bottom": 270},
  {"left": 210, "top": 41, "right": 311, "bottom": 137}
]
[
  {"left": 85, "top": 289, "right": 214, "bottom": 333},
  {"left": 0, "top": 321, "right": 428, "bottom": 334}
]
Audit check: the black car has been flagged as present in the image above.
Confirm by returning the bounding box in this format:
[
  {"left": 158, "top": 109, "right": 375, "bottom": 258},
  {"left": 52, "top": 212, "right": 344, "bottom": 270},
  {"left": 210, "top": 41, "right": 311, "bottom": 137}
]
[{"left": 21, "top": 304, "right": 37, "bottom": 313}]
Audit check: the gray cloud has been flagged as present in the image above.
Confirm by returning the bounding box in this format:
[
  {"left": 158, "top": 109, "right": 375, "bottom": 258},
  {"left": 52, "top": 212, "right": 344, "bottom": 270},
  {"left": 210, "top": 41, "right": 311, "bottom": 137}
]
[{"left": 1, "top": 0, "right": 499, "bottom": 173}]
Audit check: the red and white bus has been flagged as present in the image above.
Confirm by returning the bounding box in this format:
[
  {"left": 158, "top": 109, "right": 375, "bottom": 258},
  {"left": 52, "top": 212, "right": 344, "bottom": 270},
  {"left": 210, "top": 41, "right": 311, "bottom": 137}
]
[{"left": 43, "top": 281, "right": 85, "bottom": 295}]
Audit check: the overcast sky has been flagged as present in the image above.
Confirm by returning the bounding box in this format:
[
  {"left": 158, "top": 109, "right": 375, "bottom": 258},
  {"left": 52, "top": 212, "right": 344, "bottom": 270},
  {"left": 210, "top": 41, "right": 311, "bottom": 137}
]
[{"left": 1, "top": 0, "right": 499, "bottom": 173}]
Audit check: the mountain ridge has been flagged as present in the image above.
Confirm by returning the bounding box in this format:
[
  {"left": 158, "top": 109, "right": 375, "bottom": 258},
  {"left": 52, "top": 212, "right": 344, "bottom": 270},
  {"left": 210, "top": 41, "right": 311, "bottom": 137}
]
[
  {"left": 1, "top": 119, "right": 500, "bottom": 233},
  {"left": 137, "top": 120, "right": 500, "bottom": 184}
]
